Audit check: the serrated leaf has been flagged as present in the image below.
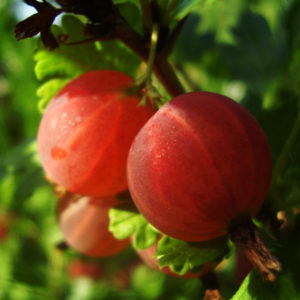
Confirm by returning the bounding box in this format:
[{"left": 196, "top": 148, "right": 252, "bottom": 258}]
[
  {"left": 169, "top": 261, "right": 190, "bottom": 275},
  {"left": 109, "top": 201, "right": 227, "bottom": 276},
  {"left": 134, "top": 222, "right": 160, "bottom": 249},
  {"left": 34, "top": 49, "right": 82, "bottom": 81},
  {"left": 36, "top": 78, "right": 70, "bottom": 112},
  {"left": 34, "top": 16, "right": 105, "bottom": 80},
  {"left": 34, "top": 14, "right": 141, "bottom": 112},
  {"left": 155, "top": 235, "right": 228, "bottom": 275},
  {"left": 109, "top": 202, "right": 159, "bottom": 248}
]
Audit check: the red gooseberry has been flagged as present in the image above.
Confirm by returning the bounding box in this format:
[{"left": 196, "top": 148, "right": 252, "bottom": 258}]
[
  {"left": 127, "top": 91, "right": 272, "bottom": 242},
  {"left": 58, "top": 195, "right": 130, "bottom": 257},
  {"left": 37, "top": 70, "right": 154, "bottom": 197}
]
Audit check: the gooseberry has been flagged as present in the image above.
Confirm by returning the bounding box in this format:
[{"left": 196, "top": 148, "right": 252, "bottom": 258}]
[
  {"left": 37, "top": 70, "right": 154, "bottom": 197},
  {"left": 58, "top": 195, "right": 130, "bottom": 257},
  {"left": 127, "top": 91, "right": 272, "bottom": 242}
]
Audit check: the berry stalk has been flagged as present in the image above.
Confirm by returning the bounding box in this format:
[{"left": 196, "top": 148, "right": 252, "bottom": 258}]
[{"left": 229, "top": 216, "right": 281, "bottom": 282}]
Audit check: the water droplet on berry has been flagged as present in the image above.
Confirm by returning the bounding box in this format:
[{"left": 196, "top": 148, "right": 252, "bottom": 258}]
[{"left": 51, "top": 147, "right": 67, "bottom": 160}]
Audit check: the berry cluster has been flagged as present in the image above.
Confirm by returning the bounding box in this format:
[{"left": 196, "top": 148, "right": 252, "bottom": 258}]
[
  {"left": 38, "top": 70, "right": 154, "bottom": 257},
  {"left": 37, "top": 69, "right": 274, "bottom": 279}
]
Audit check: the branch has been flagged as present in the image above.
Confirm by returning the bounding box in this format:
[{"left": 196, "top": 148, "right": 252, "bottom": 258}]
[
  {"left": 15, "top": 0, "right": 62, "bottom": 49},
  {"left": 16, "top": 0, "right": 186, "bottom": 97},
  {"left": 52, "top": 0, "right": 185, "bottom": 96},
  {"left": 95, "top": 7, "right": 185, "bottom": 96}
]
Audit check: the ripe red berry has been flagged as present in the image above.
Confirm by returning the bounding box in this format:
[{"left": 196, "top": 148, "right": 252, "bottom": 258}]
[
  {"left": 127, "top": 91, "right": 272, "bottom": 242},
  {"left": 37, "top": 70, "right": 154, "bottom": 197},
  {"left": 58, "top": 195, "right": 130, "bottom": 257},
  {"left": 135, "top": 240, "right": 217, "bottom": 278},
  {"left": 68, "top": 259, "right": 103, "bottom": 280},
  {"left": 0, "top": 221, "right": 7, "bottom": 243}
]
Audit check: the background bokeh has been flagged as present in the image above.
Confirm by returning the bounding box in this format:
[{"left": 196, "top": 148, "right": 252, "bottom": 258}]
[{"left": 0, "top": 0, "right": 299, "bottom": 299}]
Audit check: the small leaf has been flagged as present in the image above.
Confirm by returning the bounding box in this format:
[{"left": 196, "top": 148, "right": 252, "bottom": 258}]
[
  {"left": 33, "top": 14, "right": 141, "bottom": 111},
  {"left": 134, "top": 222, "right": 159, "bottom": 249},
  {"left": 36, "top": 78, "right": 71, "bottom": 112},
  {"left": 109, "top": 202, "right": 159, "bottom": 248},
  {"left": 155, "top": 235, "right": 228, "bottom": 275}
]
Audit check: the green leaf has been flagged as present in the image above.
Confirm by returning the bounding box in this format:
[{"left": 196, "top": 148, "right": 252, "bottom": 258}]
[
  {"left": 114, "top": 1, "right": 142, "bottom": 34},
  {"left": 155, "top": 235, "right": 228, "bottom": 275},
  {"left": 172, "top": 0, "right": 212, "bottom": 20},
  {"left": 36, "top": 78, "right": 70, "bottom": 112},
  {"left": 231, "top": 270, "right": 299, "bottom": 300},
  {"left": 231, "top": 268, "right": 300, "bottom": 300},
  {"left": 284, "top": 0, "right": 300, "bottom": 49},
  {"left": 34, "top": 14, "right": 141, "bottom": 112},
  {"left": 13, "top": 237, "right": 48, "bottom": 287},
  {"left": 109, "top": 202, "right": 227, "bottom": 276},
  {"left": 158, "top": 0, "right": 213, "bottom": 23},
  {"left": 109, "top": 202, "right": 159, "bottom": 249}
]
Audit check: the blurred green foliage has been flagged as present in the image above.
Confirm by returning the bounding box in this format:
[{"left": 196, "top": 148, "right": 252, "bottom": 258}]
[
  {"left": 0, "top": 0, "right": 40, "bottom": 154},
  {"left": 0, "top": 0, "right": 299, "bottom": 299}
]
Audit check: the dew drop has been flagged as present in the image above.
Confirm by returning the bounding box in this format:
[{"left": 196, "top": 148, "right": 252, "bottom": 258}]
[
  {"left": 51, "top": 147, "right": 67, "bottom": 160},
  {"left": 51, "top": 118, "right": 57, "bottom": 130}
]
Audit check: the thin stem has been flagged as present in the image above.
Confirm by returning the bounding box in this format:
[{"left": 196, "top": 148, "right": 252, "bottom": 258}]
[
  {"left": 140, "top": 0, "right": 152, "bottom": 31},
  {"left": 115, "top": 19, "right": 184, "bottom": 97},
  {"left": 135, "top": 23, "right": 160, "bottom": 88},
  {"left": 271, "top": 108, "right": 300, "bottom": 193},
  {"left": 145, "top": 23, "right": 159, "bottom": 87}
]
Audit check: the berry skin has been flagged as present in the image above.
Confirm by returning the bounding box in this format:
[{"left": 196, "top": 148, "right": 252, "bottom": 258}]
[
  {"left": 127, "top": 91, "right": 272, "bottom": 242},
  {"left": 58, "top": 195, "right": 129, "bottom": 257},
  {"left": 37, "top": 70, "right": 154, "bottom": 197}
]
